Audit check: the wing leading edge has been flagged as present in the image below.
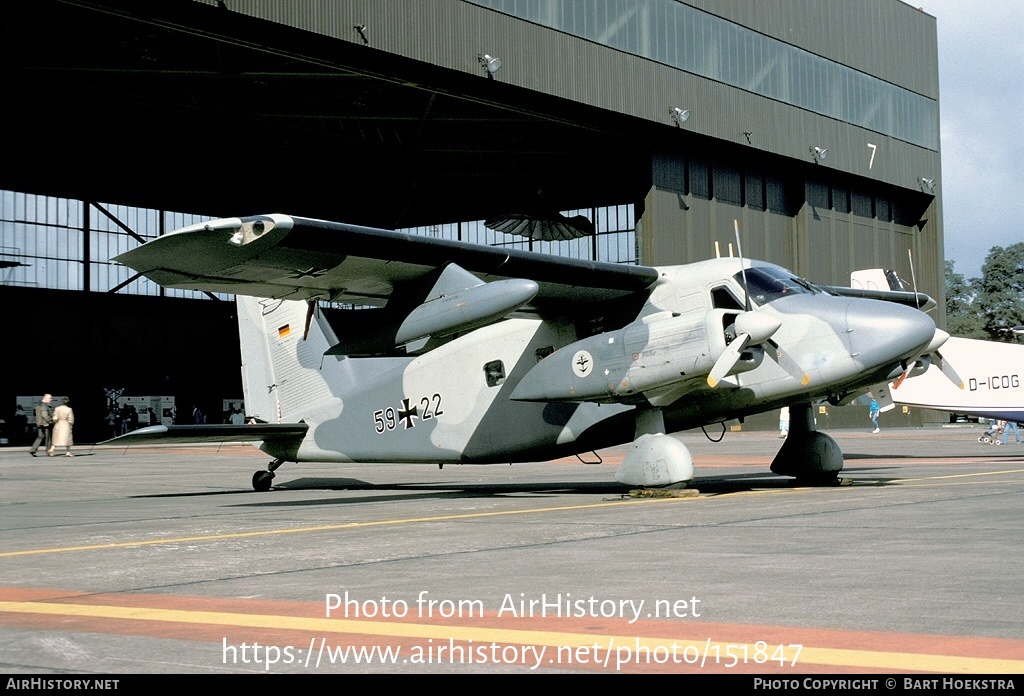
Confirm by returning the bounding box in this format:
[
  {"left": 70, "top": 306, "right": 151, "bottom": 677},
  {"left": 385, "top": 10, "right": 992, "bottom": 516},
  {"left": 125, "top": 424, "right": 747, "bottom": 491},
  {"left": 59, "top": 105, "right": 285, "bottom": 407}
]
[{"left": 113, "top": 214, "right": 660, "bottom": 309}]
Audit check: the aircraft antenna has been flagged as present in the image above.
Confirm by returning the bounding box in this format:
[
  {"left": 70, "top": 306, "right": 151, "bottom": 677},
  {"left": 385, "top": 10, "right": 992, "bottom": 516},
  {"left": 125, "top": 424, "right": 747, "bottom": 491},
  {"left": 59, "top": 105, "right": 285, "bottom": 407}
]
[
  {"left": 735, "top": 219, "right": 751, "bottom": 311},
  {"left": 907, "top": 248, "right": 925, "bottom": 312}
]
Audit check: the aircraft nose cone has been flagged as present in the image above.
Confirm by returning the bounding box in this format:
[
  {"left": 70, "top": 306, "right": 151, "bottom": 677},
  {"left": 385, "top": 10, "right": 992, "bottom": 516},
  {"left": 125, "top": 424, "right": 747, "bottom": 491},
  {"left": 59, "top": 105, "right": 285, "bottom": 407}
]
[{"left": 845, "top": 299, "right": 936, "bottom": 367}]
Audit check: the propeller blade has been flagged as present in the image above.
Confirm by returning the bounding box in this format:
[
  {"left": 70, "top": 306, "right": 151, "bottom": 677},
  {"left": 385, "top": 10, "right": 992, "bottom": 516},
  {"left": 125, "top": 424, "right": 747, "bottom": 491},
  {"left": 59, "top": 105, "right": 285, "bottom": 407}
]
[
  {"left": 891, "top": 364, "right": 911, "bottom": 389},
  {"left": 708, "top": 311, "right": 786, "bottom": 388},
  {"left": 766, "top": 341, "right": 810, "bottom": 385},
  {"left": 707, "top": 332, "right": 751, "bottom": 387},
  {"left": 933, "top": 350, "right": 965, "bottom": 390},
  {"left": 303, "top": 300, "right": 316, "bottom": 340}
]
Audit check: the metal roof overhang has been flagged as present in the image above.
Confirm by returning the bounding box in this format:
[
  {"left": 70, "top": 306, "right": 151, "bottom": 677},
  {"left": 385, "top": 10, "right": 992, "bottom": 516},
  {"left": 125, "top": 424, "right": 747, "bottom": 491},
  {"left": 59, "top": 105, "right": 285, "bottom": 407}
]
[{"left": 0, "top": 0, "right": 655, "bottom": 228}]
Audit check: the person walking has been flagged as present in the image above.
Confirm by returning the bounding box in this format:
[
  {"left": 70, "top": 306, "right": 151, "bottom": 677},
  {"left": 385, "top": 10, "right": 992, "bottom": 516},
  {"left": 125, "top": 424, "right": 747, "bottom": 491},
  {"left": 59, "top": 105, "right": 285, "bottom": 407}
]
[
  {"left": 1001, "top": 420, "right": 1022, "bottom": 445},
  {"left": 29, "top": 394, "right": 54, "bottom": 456},
  {"left": 50, "top": 396, "right": 75, "bottom": 457},
  {"left": 868, "top": 394, "right": 880, "bottom": 434}
]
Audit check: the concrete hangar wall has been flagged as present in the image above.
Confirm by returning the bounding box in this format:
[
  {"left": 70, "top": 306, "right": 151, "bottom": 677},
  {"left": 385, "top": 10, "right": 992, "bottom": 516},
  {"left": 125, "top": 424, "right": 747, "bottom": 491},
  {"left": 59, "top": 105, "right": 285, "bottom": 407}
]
[
  {"left": 0, "top": 0, "right": 943, "bottom": 438},
  {"left": 216, "top": 0, "right": 942, "bottom": 306}
]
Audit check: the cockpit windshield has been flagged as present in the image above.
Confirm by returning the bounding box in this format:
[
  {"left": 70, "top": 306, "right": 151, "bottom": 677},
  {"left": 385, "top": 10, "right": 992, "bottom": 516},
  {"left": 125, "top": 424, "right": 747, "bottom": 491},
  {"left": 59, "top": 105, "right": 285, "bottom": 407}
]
[{"left": 735, "top": 266, "right": 820, "bottom": 306}]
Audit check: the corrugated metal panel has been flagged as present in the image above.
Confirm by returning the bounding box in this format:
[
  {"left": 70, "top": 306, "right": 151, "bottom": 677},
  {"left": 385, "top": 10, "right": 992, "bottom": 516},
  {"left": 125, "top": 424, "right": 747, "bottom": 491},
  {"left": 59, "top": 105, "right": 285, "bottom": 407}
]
[
  {"left": 211, "top": 0, "right": 942, "bottom": 290},
  {"left": 213, "top": 1, "right": 938, "bottom": 184}
]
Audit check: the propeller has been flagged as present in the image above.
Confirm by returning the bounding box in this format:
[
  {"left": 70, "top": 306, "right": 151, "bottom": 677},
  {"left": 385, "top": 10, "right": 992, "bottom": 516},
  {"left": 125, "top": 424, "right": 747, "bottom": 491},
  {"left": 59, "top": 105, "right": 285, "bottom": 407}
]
[
  {"left": 891, "top": 329, "right": 964, "bottom": 391},
  {"left": 707, "top": 220, "right": 810, "bottom": 388},
  {"left": 484, "top": 211, "right": 594, "bottom": 241},
  {"left": 707, "top": 311, "right": 782, "bottom": 387}
]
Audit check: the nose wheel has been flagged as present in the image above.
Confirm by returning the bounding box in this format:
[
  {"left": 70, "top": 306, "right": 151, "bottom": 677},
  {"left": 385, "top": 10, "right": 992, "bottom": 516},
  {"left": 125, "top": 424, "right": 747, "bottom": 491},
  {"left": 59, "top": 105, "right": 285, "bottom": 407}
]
[{"left": 252, "top": 458, "right": 285, "bottom": 491}]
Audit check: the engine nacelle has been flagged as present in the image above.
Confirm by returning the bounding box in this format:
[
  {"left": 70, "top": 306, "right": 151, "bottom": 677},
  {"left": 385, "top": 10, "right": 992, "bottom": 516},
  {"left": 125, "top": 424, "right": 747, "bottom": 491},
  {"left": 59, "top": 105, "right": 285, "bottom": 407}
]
[
  {"left": 510, "top": 309, "right": 763, "bottom": 403},
  {"left": 395, "top": 277, "right": 539, "bottom": 344}
]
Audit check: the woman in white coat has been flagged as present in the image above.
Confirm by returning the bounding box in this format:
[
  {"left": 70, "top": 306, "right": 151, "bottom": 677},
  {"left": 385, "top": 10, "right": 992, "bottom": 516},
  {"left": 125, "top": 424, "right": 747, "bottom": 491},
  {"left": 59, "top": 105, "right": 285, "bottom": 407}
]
[{"left": 50, "top": 396, "right": 75, "bottom": 457}]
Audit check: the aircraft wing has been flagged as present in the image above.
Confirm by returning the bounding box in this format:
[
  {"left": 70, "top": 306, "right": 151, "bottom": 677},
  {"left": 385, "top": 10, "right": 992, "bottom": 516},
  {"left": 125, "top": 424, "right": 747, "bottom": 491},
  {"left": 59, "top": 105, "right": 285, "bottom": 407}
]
[
  {"left": 113, "top": 214, "right": 659, "bottom": 310},
  {"left": 818, "top": 285, "right": 936, "bottom": 311},
  {"left": 102, "top": 423, "right": 309, "bottom": 446}
]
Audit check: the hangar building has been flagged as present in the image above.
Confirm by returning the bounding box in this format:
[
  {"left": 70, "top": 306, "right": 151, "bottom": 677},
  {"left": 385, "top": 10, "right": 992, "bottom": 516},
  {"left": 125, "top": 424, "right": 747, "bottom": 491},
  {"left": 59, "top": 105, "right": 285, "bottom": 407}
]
[{"left": 0, "top": 0, "right": 942, "bottom": 440}]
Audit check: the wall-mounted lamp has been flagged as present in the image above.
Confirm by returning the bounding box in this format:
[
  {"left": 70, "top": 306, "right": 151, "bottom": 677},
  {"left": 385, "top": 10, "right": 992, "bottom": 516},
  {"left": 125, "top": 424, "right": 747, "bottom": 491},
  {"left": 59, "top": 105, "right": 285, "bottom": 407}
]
[
  {"left": 354, "top": 24, "right": 369, "bottom": 45},
  {"left": 478, "top": 54, "right": 502, "bottom": 79},
  {"left": 810, "top": 146, "right": 828, "bottom": 162},
  {"left": 670, "top": 107, "right": 690, "bottom": 126},
  {"left": 919, "top": 177, "right": 936, "bottom": 192}
]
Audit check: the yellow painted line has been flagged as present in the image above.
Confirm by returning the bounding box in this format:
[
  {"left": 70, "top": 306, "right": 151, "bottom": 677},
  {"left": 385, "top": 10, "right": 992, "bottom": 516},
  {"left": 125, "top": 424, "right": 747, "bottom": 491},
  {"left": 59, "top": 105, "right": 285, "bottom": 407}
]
[
  {"left": 896, "top": 468, "right": 1024, "bottom": 483},
  {"left": 4, "top": 467, "right": 1019, "bottom": 559},
  {"left": 0, "top": 497, "right": 690, "bottom": 558},
  {"left": 0, "top": 600, "right": 1020, "bottom": 673}
]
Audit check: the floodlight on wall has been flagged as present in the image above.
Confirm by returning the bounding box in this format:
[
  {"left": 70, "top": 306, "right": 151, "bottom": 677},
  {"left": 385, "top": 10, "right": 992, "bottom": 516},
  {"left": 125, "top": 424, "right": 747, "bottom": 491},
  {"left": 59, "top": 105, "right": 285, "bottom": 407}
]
[
  {"left": 354, "top": 24, "right": 369, "bottom": 45},
  {"left": 919, "top": 176, "right": 936, "bottom": 192},
  {"left": 478, "top": 54, "right": 502, "bottom": 79},
  {"left": 670, "top": 107, "right": 690, "bottom": 126},
  {"left": 810, "top": 146, "right": 828, "bottom": 162}
]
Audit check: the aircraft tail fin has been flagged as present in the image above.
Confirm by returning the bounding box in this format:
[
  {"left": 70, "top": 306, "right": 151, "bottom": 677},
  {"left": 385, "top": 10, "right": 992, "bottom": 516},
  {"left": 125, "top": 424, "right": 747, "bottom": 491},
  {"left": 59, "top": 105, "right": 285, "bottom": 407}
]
[{"left": 237, "top": 296, "right": 339, "bottom": 423}]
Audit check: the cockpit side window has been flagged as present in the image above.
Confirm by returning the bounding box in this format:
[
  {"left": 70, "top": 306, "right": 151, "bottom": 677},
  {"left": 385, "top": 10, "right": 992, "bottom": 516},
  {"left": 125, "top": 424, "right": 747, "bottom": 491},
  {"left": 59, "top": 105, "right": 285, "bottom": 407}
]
[
  {"left": 736, "top": 267, "right": 817, "bottom": 306},
  {"left": 711, "top": 285, "right": 744, "bottom": 310}
]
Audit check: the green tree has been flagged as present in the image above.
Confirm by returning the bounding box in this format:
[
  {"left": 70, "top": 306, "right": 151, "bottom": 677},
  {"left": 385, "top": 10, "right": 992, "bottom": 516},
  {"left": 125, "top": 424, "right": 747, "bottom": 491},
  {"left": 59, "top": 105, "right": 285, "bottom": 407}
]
[
  {"left": 944, "top": 259, "right": 985, "bottom": 338},
  {"left": 975, "top": 243, "right": 1024, "bottom": 342}
]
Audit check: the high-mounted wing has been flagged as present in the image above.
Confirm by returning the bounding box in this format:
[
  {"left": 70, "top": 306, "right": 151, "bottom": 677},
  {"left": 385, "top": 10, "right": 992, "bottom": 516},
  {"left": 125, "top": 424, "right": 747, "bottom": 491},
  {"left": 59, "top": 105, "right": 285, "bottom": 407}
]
[
  {"left": 817, "top": 284, "right": 936, "bottom": 312},
  {"left": 114, "top": 214, "right": 659, "bottom": 310}
]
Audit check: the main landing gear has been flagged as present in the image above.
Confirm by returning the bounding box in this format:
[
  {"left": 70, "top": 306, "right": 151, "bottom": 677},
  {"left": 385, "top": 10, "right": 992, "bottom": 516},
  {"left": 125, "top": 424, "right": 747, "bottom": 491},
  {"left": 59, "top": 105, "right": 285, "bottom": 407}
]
[
  {"left": 614, "top": 408, "right": 694, "bottom": 488},
  {"left": 252, "top": 458, "right": 285, "bottom": 491},
  {"left": 770, "top": 402, "right": 843, "bottom": 485}
]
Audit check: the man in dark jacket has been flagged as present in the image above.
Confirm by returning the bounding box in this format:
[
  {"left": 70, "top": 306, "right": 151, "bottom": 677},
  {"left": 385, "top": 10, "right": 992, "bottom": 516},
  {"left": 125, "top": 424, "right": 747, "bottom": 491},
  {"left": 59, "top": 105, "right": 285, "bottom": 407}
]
[{"left": 29, "top": 394, "right": 53, "bottom": 456}]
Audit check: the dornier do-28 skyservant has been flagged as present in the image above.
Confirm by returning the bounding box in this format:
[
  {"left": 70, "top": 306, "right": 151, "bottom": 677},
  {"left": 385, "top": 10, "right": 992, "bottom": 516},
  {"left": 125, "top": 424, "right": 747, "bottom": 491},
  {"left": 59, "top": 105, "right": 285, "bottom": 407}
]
[{"left": 111, "top": 214, "right": 956, "bottom": 491}]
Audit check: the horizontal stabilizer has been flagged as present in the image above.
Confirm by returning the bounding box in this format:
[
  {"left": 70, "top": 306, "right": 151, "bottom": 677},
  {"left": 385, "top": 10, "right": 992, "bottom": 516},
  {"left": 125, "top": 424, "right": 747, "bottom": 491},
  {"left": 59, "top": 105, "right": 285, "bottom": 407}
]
[{"left": 102, "top": 423, "right": 309, "bottom": 446}]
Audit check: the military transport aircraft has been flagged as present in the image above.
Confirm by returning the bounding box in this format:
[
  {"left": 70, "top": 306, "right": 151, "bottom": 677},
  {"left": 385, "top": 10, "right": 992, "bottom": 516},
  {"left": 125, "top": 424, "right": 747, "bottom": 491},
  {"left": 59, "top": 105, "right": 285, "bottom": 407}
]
[{"left": 111, "top": 214, "right": 954, "bottom": 491}]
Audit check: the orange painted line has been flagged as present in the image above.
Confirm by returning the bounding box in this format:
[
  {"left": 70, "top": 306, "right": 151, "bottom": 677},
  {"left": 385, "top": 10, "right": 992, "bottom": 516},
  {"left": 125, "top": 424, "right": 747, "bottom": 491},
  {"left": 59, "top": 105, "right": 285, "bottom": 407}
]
[{"left": 0, "top": 588, "right": 1022, "bottom": 673}]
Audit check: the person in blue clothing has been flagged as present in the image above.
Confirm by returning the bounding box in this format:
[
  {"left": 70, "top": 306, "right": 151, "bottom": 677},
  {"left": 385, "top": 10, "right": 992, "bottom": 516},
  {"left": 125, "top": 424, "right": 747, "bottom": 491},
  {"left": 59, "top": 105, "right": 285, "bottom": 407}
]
[
  {"left": 868, "top": 393, "right": 880, "bottom": 434},
  {"left": 1001, "top": 420, "right": 1021, "bottom": 445}
]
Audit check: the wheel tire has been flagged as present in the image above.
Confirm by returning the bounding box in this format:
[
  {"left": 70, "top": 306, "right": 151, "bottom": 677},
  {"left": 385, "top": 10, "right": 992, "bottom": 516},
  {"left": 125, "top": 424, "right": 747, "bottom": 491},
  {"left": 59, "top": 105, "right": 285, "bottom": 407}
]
[{"left": 252, "top": 470, "right": 274, "bottom": 491}]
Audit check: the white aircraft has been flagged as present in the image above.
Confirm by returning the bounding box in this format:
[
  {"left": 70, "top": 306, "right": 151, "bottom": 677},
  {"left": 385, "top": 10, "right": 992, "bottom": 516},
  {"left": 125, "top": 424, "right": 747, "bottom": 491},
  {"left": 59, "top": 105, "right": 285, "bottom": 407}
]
[
  {"left": 110, "top": 214, "right": 954, "bottom": 491},
  {"left": 874, "top": 335, "right": 1024, "bottom": 423},
  {"left": 851, "top": 268, "right": 1022, "bottom": 423}
]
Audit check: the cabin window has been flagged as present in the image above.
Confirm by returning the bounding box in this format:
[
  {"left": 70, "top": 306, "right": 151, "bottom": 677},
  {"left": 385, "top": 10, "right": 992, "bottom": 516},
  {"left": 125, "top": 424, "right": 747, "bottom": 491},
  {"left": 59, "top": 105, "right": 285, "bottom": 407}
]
[
  {"left": 711, "top": 286, "right": 744, "bottom": 310},
  {"left": 484, "top": 360, "right": 506, "bottom": 387}
]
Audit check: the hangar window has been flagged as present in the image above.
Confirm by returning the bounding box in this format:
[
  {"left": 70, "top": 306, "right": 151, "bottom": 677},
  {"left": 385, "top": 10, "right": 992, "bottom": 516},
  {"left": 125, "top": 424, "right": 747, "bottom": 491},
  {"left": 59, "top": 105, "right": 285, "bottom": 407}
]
[
  {"left": 851, "top": 191, "right": 873, "bottom": 219},
  {"left": 689, "top": 158, "right": 711, "bottom": 199},
  {"left": 745, "top": 172, "right": 765, "bottom": 211},
  {"left": 470, "top": 0, "right": 939, "bottom": 150},
  {"left": 766, "top": 176, "right": 790, "bottom": 215},
  {"left": 714, "top": 165, "right": 742, "bottom": 205}
]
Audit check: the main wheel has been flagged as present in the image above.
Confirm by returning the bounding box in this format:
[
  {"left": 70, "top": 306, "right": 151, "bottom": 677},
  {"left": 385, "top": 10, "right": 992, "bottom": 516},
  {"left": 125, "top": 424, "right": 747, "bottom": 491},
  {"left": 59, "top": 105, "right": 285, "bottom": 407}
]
[{"left": 252, "top": 470, "right": 275, "bottom": 492}]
